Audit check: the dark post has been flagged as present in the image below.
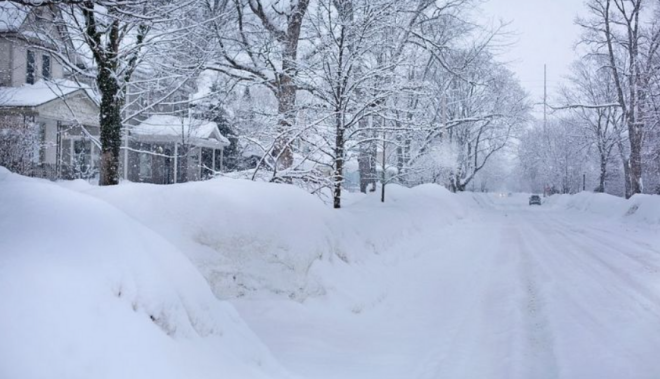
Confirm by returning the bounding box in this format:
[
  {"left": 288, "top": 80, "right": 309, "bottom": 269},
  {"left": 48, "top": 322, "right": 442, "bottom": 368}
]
[{"left": 381, "top": 131, "right": 386, "bottom": 203}]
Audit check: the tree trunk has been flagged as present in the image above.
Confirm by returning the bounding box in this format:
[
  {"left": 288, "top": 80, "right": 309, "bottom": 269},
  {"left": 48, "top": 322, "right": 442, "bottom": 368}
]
[
  {"left": 98, "top": 68, "right": 122, "bottom": 186},
  {"left": 616, "top": 139, "right": 632, "bottom": 198},
  {"left": 273, "top": 75, "right": 295, "bottom": 169},
  {"left": 333, "top": 112, "right": 345, "bottom": 209},
  {"left": 628, "top": 122, "right": 643, "bottom": 196},
  {"left": 358, "top": 116, "right": 376, "bottom": 193},
  {"left": 358, "top": 147, "right": 376, "bottom": 193},
  {"left": 596, "top": 153, "right": 607, "bottom": 193},
  {"left": 246, "top": 0, "right": 310, "bottom": 172},
  {"left": 455, "top": 178, "right": 466, "bottom": 192}
]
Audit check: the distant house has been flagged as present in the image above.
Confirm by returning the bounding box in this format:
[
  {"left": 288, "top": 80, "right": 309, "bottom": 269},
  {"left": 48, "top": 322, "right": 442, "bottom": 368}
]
[
  {"left": 125, "top": 115, "right": 229, "bottom": 184},
  {"left": 0, "top": 4, "right": 228, "bottom": 184}
]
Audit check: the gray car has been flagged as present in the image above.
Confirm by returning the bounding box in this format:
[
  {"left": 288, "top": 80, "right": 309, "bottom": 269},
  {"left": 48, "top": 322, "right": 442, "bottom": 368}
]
[{"left": 529, "top": 195, "right": 542, "bottom": 205}]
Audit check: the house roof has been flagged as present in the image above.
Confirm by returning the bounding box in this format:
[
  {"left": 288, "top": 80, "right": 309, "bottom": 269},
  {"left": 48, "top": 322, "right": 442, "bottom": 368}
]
[
  {"left": 0, "top": 79, "right": 98, "bottom": 108},
  {"left": 0, "top": 3, "right": 28, "bottom": 33},
  {"left": 131, "top": 115, "right": 230, "bottom": 149}
]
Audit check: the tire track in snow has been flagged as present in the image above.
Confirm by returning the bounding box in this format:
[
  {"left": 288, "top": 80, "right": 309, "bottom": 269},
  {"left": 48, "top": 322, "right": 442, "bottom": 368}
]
[
  {"left": 523, "top": 213, "right": 660, "bottom": 328},
  {"left": 548, "top": 218, "right": 660, "bottom": 275},
  {"left": 543, "top": 220, "right": 660, "bottom": 316},
  {"left": 411, "top": 219, "right": 519, "bottom": 379},
  {"left": 416, "top": 214, "right": 563, "bottom": 379},
  {"left": 516, "top": 211, "right": 660, "bottom": 378},
  {"left": 508, "top": 222, "right": 560, "bottom": 379}
]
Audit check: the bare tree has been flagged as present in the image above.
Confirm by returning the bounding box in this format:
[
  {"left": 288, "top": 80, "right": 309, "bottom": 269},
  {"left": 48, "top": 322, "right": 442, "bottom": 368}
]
[
  {"left": 205, "top": 0, "right": 312, "bottom": 170},
  {"left": 559, "top": 57, "right": 625, "bottom": 193},
  {"left": 298, "top": 0, "right": 399, "bottom": 207},
  {"left": 578, "top": 0, "right": 660, "bottom": 196}
]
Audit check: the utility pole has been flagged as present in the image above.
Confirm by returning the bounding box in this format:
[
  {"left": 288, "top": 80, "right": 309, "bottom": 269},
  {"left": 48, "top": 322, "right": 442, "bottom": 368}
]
[{"left": 381, "top": 125, "right": 386, "bottom": 203}]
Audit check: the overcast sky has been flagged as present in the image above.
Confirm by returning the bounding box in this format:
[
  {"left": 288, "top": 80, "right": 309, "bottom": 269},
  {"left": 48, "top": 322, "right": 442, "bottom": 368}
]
[{"left": 478, "top": 0, "right": 587, "bottom": 112}]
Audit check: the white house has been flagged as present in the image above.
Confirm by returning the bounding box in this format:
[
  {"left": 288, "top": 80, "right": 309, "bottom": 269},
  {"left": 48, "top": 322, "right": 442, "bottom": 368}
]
[
  {"left": 0, "top": 3, "right": 101, "bottom": 179},
  {"left": 125, "top": 115, "right": 229, "bottom": 184}
]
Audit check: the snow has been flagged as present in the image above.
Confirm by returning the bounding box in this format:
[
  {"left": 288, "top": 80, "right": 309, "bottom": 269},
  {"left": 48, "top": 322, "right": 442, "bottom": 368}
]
[
  {"left": 2, "top": 167, "right": 660, "bottom": 378},
  {"left": 0, "top": 79, "right": 95, "bottom": 107},
  {"left": 60, "top": 178, "right": 470, "bottom": 302},
  {"left": 231, "top": 190, "right": 660, "bottom": 379},
  {"left": 0, "top": 168, "right": 291, "bottom": 379},
  {"left": 131, "top": 115, "right": 230, "bottom": 147},
  {"left": 544, "top": 191, "right": 660, "bottom": 225}
]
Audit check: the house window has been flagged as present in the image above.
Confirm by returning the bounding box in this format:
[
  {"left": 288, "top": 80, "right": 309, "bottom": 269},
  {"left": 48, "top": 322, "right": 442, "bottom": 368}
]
[
  {"left": 26, "top": 50, "right": 36, "bottom": 84},
  {"left": 42, "top": 55, "right": 51, "bottom": 80},
  {"left": 73, "top": 139, "right": 92, "bottom": 175},
  {"left": 38, "top": 122, "right": 46, "bottom": 164},
  {"left": 139, "top": 152, "right": 153, "bottom": 179},
  {"left": 60, "top": 138, "right": 71, "bottom": 173}
]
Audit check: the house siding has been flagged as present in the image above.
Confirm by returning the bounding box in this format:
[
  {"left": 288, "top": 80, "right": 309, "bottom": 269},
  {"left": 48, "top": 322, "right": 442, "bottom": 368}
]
[
  {"left": 1, "top": 35, "right": 64, "bottom": 87},
  {"left": 9, "top": 40, "right": 27, "bottom": 87},
  {"left": 36, "top": 92, "right": 100, "bottom": 127}
]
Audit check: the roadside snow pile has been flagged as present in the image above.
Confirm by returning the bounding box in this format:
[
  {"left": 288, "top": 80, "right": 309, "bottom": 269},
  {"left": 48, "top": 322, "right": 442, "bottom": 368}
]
[
  {"left": 62, "top": 179, "right": 471, "bottom": 302},
  {"left": 67, "top": 178, "right": 337, "bottom": 301},
  {"left": 626, "top": 195, "right": 660, "bottom": 224},
  {"left": 545, "top": 191, "right": 660, "bottom": 224},
  {"left": 0, "top": 168, "right": 291, "bottom": 379},
  {"left": 338, "top": 184, "right": 471, "bottom": 257}
]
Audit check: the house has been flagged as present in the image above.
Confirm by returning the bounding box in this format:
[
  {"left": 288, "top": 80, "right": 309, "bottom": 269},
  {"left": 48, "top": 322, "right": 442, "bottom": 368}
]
[
  {"left": 0, "top": 3, "right": 100, "bottom": 179},
  {"left": 0, "top": 80, "right": 100, "bottom": 179},
  {"left": 125, "top": 115, "right": 229, "bottom": 184},
  {"left": 0, "top": 3, "right": 229, "bottom": 184}
]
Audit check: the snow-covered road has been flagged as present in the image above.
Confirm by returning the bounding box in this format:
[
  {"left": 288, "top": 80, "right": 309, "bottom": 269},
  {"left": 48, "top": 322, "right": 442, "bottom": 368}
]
[{"left": 235, "top": 196, "right": 660, "bottom": 379}]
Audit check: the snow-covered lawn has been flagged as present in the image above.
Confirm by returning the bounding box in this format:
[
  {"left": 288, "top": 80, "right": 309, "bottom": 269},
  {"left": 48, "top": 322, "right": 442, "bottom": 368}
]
[{"left": 1, "top": 167, "right": 659, "bottom": 378}]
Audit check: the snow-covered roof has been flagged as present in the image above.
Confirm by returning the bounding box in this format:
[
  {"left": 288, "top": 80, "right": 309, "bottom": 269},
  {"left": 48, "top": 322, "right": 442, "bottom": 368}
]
[
  {"left": 0, "top": 3, "right": 28, "bottom": 32},
  {"left": 0, "top": 79, "right": 97, "bottom": 108},
  {"left": 131, "top": 115, "right": 230, "bottom": 149}
]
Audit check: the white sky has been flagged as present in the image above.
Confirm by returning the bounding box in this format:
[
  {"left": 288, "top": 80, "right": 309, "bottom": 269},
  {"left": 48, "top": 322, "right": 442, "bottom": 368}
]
[{"left": 478, "top": 0, "right": 587, "bottom": 112}]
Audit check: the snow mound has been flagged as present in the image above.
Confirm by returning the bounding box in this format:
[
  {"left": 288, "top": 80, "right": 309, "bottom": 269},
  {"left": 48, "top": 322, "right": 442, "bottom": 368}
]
[
  {"left": 0, "top": 167, "right": 291, "bottom": 379},
  {"left": 545, "top": 191, "right": 660, "bottom": 224},
  {"left": 69, "top": 178, "right": 337, "bottom": 301},
  {"left": 340, "top": 184, "right": 471, "bottom": 256},
  {"left": 61, "top": 179, "right": 472, "bottom": 303}
]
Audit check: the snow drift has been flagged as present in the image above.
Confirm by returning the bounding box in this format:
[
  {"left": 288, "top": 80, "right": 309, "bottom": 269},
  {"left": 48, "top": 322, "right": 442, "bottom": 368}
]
[
  {"left": 0, "top": 168, "right": 291, "bottom": 379},
  {"left": 65, "top": 179, "right": 471, "bottom": 301},
  {"left": 544, "top": 191, "right": 660, "bottom": 224},
  {"left": 0, "top": 167, "right": 474, "bottom": 378}
]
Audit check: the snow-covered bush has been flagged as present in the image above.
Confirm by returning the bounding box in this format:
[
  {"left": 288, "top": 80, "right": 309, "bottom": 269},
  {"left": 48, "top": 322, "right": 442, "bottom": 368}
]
[{"left": 0, "top": 115, "right": 40, "bottom": 176}]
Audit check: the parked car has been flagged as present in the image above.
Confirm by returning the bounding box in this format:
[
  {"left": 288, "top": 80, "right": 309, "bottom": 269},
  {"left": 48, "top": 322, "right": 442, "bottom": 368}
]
[{"left": 529, "top": 195, "right": 542, "bottom": 205}]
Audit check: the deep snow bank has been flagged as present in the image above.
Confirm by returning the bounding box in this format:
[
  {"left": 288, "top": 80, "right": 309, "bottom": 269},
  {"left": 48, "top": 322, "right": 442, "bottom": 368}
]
[
  {"left": 61, "top": 179, "right": 472, "bottom": 302},
  {"left": 0, "top": 168, "right": 291, "bottom": 379},
  {"left": 69, "top": 178, "right": 337, "bottom": 301},
  {"left": 544, "top": 191, "right": 660, "bottom": 224}
]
